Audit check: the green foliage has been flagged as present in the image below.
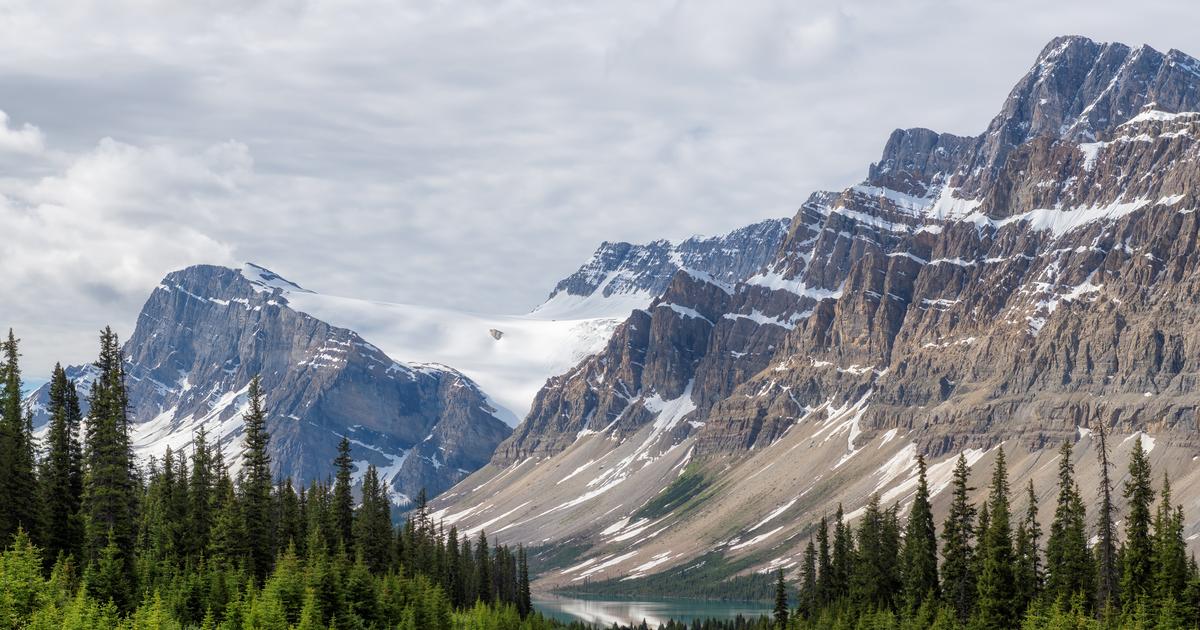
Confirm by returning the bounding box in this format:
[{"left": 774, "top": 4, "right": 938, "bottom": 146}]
[
  {"left": 941, "top": 453, "right": 976, "bottom": 622},
  {"left": 900, "top": 454, "right": 938, "bottom": 613},
  {"left": 631, "top": 463, "right": 713, "bottom": 520}
]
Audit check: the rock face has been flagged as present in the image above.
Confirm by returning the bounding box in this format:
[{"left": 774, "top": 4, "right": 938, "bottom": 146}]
[
  {"left": 30, "top": 264, "right": 512, "bottom": 503},
  {"left": 434, "top": 36, "right": 1200, "bottom": 589},
  {"left": 536, "top": 219, "right": 789, "bottom": 315}
]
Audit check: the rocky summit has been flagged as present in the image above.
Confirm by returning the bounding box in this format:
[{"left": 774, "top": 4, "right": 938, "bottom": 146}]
[
  {"left": 29, "top": 263, "right": 514, "bottom": 503},
  {"left": 433, "top": 36, "right": 1200, "bottom": 590}
]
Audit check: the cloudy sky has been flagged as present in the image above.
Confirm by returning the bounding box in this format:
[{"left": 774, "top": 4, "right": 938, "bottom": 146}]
[{"left": 3, "top": 0, "right": 1199, "bottom": 380}]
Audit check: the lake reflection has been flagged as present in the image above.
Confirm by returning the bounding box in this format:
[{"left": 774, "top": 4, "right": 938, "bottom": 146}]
[{"left": 533, "top": 593, "right": 772, "bottom": 626}]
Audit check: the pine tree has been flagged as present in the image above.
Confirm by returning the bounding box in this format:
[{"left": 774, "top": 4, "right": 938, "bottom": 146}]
[
  {"left": 332, "top": 436, "right": 355, "bottom": 548},
  {"left": 39, "top": 364, "right": 84, "bottom": 563},
  {"left": 187, "top": 426, "right": 214, "bottom": 559},
  {"left": 831, "top": 504, "right": 852, "bottom": 600},
  {"left": 1044, "top": 441, "right": 1093, "bottom": 608},
  {"left": 975, "top": 447, "right": 1016, "bottom": 627},
  {"left": 80, "top": 327, "right": 138, "bottom": 609},
  {"left": 901, "top": 453, "right": 939, "bottom": 612},
  {"left": 1093, "top": 422, "right": 1119, "bottom": 611},
  {"left": 851, "top": 493, "right": 900, "bottom": 610},
  {"left": 799, "top": 537, "right": 818, "bottom": 616},
  {"left": 0, "top": 330, "right": 40, "bottom": 543},
  {"left": 517, "top": 545, "right": 532, "bottom": 618},
  {"left": 774, "top": 568, "right": 789, "bottom": 628},
  {"left": 475, "top": 531, "right": 492, "bottom": 603},
  {"left": 940, "top": 452, "right": 976, "bottom": 622},
  {"left": 276, "top": 477, "right": 303, "bottom": 556},
  {"left": 240, "top": 375, "right": 275, "bottom": 582},
  {"left": 354, "top": 464, "right": 393, "bottom": 574},
  {"left": 1152, "top": 474, "right": 1188, "bottom": 604},
  {"left": 1121, "top": 436, "right": 1154, "bottom": 605},
  {"left": 1014, "top": 479, "right": 1042, "bottom": 612},
  {"left": 816, "top": 514, "right": 832, "bottom": 605}
]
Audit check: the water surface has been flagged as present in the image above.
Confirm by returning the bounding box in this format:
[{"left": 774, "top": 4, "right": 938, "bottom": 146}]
[{"left": 533, "top": 593, "right": 772, "bottom": 626}]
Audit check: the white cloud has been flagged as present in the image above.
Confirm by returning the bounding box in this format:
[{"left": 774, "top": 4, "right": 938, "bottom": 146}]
[
  {"left": 2, "top": 0, "right": 1200, "bottom": 377},
  {"left": 0, "top": 111, "right": 45, "bottom": 154}
]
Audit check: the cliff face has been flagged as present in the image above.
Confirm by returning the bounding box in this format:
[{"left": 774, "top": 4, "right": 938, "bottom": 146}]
[
  {"left": 434, "top": 36, "right": 1200, "bottom": 587},
  {"left": 31, "top": 264, "right": 512, "bottom": 502}
]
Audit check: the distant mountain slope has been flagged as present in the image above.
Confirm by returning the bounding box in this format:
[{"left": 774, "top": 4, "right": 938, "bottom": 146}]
[
  {"left": 30, "top": 264, "right": 513, "bottom": 502},
  {"left": 534, "top": 218, "right": 789, "bottom": 319},
  {"left": 434, "top": 36, "right": 1200, "bottom": 589}
]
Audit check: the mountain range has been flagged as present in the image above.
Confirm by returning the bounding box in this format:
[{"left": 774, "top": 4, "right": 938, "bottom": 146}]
[
  {"left": 428, "top": 35, "right": 1200, "bottom": 591},
  {"left": 27, "top": 33, "right": 1200, "bottom": 596},
  {"left": 27, "top": 220, "right": 788, "bottom": 504}
]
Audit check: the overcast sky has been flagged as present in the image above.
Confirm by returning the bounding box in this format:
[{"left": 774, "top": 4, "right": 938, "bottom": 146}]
[{"left": 3, "top": 0, "right": 1199, "bottom": 381}]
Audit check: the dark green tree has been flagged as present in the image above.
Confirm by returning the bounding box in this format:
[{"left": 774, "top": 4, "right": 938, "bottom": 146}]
[
  {"left": 799, "top": 537, "right": 818, "bottom": 616},
  {"left": 901, "top": 453, "right": 939, "bottom": 612},
  {"left": 475, "top": 531, "right": 491, "bottom": 603},
  {"left": 1093, "top": 422, "right": 1119, "bottom": 611},
  {"left": 1014, "top": 479, "right": 1042, "bottom": 612},
  {"left": 187, "top": 426, "right": 214, "bottom": 559},
  {"left": 80, "top": 327, "right": 139, "bottom": 609},
  {"left": 774, "top": 568, "right": 789, "bottom": 628},
  {"left": 517, "top": 545, "right": 531, "bottom": 618},
  {"left": 39, "top": 363, "right": 84, "bottom": 562},
  {"left": 1152, "top": 474, "right": 1188, "bottom": 604},
  {"left": 831, "top": 504, "right": 852, "bottom": 600},
  {"left": 940, "top": 452, "right": 976, "bottom": 621},
  {"left": 1120, "top": 436, "right": 1154, "bottom": 605},
  {"left": 851, "top": 493, "right": 900, "bottom": 610},
  {"left": 1044, "top": 441, "right": 1094, "bottom": 608},
  {"left": 975, "top": 447, "right": 1015, "bottom": 627},
  {"left": 332, "top": 436, "right": 355, "bottom": 548},
  {"left": 354, "top": 463, "right": 394, "bottom": 574},
  {"left": 816, "top": 514, "right": 832, "bottom": 605},
  {"left": 241, "top": 375, "right": 275, "bottom": 582},
  {"left": 0, "top": 330, "right": 40, "bottom": 543}
]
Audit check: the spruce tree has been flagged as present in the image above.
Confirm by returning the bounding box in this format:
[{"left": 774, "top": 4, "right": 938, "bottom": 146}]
[
  {"left": 799, "top": 537, "right": 818, "bottom": 616},
  {"left": 975, "top": 447, "right": 1016, "bottom": 627},
  {"left": 80, "top": 327, "right": 139, "bottom": 609},
  {"left": 831, "top": 504, "right": 852, "bottom": 600},
  {"left": 475, "top": 531, "right": 492, "bottom": 603},
  {"left": 40, "top": 363, "right": 84, "bottom": 562},
  {"left": 1044, "top": 441, "right": 1093, "bottom": 607},
  {"left": 1152, "top": 474, "right": 1188, "bottom": 604},
  {"left": 774, "top": 568, "right": 789, "bottom": 628},
  {"left": 188, "top": 426, "right": 214, "bottom": 559},
  {"left": 1093, "top": 422, "right": 1119, "bottom": 611},
  {"left": 240, "top": 375, "right": 275, "bottom": 581},
  {"left": 1014, "top": 479, "right": 1042, "bottom": 612},
  {"left": 816, "top": 514, "right": 832, "bottom": 605},
  {"left": 901, "top": 453, "right": 939, "bottom": 612},
  {"left": 332, "top": 436, "right": 355, "bottom": 548},
  {"left": 940, "top": 452, "right": 976, "bottom": 622},
  {"left": 0, "top": 330, "right": 40, "bottom": 542},
  {"left": 850, "top": 493, "right": 900, "bottom": 610},
  {"left": 517, "top": 545, "right": 532, "bottom": 618},
  {"left": 276, "top": 477, "right": 303, "bottom": 556},
  {"left": 354, "top": 464, "right": 393, "bottom": 574},
  {"left": 1121, "top": 436, "right": 1154, "bottom": 605}
]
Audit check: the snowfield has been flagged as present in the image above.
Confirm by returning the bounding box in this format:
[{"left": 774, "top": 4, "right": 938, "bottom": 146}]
[{"left": 242, "top": 263, "right": 647, "bottom": 424}]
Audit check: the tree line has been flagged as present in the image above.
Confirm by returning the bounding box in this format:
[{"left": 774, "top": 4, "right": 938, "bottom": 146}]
[
  {"left": 0, "top": 327, "right": 559, "bottom": 629},
  {"left": 768, "top": 430, "right": 1200, "bottom": 629}
]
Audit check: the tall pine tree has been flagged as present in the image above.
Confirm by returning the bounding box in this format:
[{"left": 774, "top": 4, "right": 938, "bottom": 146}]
[
  {"left": 0, "top": 330, "right": 40, "bottom": 542},
  {"left": 1014, "top": 479, "right": 1042, "bottom": 612},
  {"left": 1094, "top": 422, "right": 1119, "bottom": 611},
  {"left": 332, "top": 436, "right": 355, "bottom": 548},
  {"left": 901, "top": 453, "right": 939, "bottom": 612},
  {"left": 975, "top": 447, "right": 1016, "bottom": 627},
  {"left": 39, "top": 363, "right": 84, "bottom": 562},
  {"left": 1044, "top": 441, "right": 1093, "bottom": 608},
  {"left": 1121, "top": 435, "right": 1154, "bottom": 605},
  {"left": 80, "top": 327, "right": 139, "bottom": 610},
  {"left": 241, "top": 375, "right": 275, "bottom": 581},
  {"left": 941, "top": 452, "right": 977, "bottom": 622}
]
